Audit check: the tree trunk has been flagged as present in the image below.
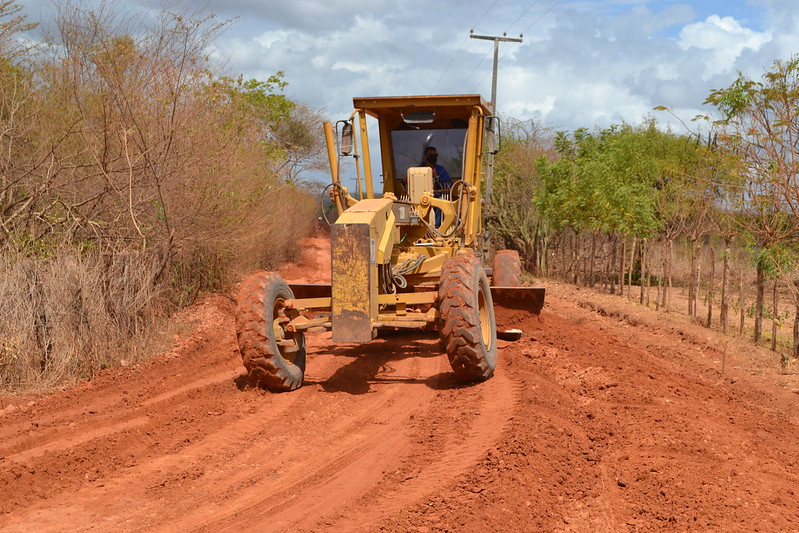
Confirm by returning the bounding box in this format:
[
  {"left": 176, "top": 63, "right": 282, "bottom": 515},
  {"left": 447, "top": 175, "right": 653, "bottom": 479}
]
[
  {"left": 793, "top": 279, "right": 799, "bottom": 360},
  {"left": 542, "top": 231, "right": 550, "bottom": 276},
  {"left": 661, "top": 238, "right": 674, "bottom": 312},
  {"left": 627, "top": 237, "right": 636, "bottom": 300},
  {"left": 619, "top": 237, "right": 627, "bottom": 298},
  {"left": 707, "top": 245, "right": 715, "bottom": 328},
  {"left": 688, "top": 238, "right": 697, "bottom": 317},
  {"left": 720, "top": 240, "right": 730, "bottom": 334},
  {"left": 588, "top": 231, "right": 597, "bottom": 289},
  {"left": 655, "top": 240, "right": 662, "bottom": 310},
  {"left": 584, "top": 234, "right": 590, "bottom": 286},
  {"left": 668, "top": 239, "right": 674, "bottom": 311},
  {"left": 610, "top": 235, "right": 617, "bottom": 295},
  {"left": 755, "top": 261, "right": 765, "bottom": 343},
  {"left": 695, "top": 246, "right": 702, "bottom": 318},
  {"left": 739, "top": 267, "right": 745, "bottom": 337},
  {"left": 601, "top": 234, "right": 608, "bottom": 291},
  {"left": 771, "top": 279, "right": 778, "bottom": 351},
  {"left": 540, "top": 228, "right": 549, "bottom": 276},
  {"left": 572, "top": 229, "right": 579, "bottom": 285},
  {"left": 646, "top": 244, "right": 652, "bottom": 307},
  {"left": 639, "top": 238, "right": 646, "bottom": 304}
]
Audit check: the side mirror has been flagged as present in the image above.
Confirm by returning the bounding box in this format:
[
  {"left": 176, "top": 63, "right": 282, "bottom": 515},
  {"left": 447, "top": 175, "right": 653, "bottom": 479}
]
[
  {"left": 339, "top": 121, "right": 353, "bottom": 156},
  {"left": 486, "top": 116, "right": 501, "bottom": 155}
]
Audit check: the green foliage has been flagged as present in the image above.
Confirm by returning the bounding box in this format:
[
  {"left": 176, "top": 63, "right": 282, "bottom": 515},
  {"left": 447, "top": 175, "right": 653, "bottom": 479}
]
[
  {"left": 744, "top": 300, "right": 790, "bottom": 321},
  {"left": 0, "top": 0, "right": 36, "bottom": 58},
  {"left": 705, "top": 54, "right": 799, "bottom": 274},
  {"left": 705, "top": 76, "right": 753, "bottom": 122},
  {"left": 208, "top": 72, "right": 294, "bottom": 128},
  {"left": 535, "top": 122, "right": 671, "bottom": 238},
  {"left": 753, "top": 239, "right": 799, "bottom": 279}
]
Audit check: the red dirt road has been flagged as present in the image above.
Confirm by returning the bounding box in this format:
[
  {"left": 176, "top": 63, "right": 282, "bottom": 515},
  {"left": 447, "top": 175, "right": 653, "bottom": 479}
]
[{"left": 2, "top": 236, "right": 799, "bottom": 532}]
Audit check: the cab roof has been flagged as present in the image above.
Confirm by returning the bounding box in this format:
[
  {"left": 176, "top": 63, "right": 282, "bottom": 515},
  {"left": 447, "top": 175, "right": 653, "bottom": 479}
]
[{"left": 352, "top": 94, "right": 492, "bottom": 127}]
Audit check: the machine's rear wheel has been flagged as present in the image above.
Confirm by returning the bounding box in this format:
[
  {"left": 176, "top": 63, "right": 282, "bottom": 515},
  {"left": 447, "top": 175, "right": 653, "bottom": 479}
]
[
  {"left": 492, "top": 249, "right": 522, "bottom": 287},
  {"left": 235, "top": 271, "right": 306, "bottom": 392},
  {"left": 438, "top": 254, "right": 498, "bottom": 381}
]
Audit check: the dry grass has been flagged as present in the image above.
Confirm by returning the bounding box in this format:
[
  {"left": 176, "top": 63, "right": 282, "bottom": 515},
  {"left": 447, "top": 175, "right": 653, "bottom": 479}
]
[
  {"left": 0, "top": 249, "right": 163, "bottom": 390},
  {"left": 0, "top": 185, "right": 318, "bottom": 392}
]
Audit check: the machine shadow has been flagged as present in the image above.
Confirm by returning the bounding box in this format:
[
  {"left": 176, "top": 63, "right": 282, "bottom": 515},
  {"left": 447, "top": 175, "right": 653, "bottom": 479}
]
[{"left": 304, "top": 330, "right": 467, "bottom": 394}]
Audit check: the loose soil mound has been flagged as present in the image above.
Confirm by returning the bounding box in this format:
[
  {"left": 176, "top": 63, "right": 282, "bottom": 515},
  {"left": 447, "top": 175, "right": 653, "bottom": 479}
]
[{"left": 1, "top": 237, "right": 797, "bottom": 532}]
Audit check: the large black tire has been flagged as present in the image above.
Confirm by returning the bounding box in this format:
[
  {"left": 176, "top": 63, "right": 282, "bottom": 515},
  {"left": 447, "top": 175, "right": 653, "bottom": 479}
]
[
  {"left": 235, "top": 271, "right": 306, "bottom": 392},
  {"left": 438, "top": 254, "right": 498, "bottom": 381},
  {"left": 492, "top": 249, "right": 522, "bottom": 287}
]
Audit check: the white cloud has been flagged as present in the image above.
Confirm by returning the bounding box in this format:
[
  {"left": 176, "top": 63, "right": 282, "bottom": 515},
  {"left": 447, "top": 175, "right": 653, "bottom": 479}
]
[
  {"left": 678, "top": 15, "right": 771, "bottom": 77},
  {"left": 21, "top": 0, "right": 799, "bottom": 135}
]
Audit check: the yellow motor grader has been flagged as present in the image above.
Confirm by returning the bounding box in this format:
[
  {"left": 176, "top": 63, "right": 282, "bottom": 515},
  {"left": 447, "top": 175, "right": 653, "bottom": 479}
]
[{"left": 235, "top": 94, "right": 545, "bottom": 391}]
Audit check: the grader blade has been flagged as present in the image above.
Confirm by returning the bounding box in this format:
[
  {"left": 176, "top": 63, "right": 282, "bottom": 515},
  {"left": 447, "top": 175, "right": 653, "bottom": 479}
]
[
  {"left": 490, "top": 286, "right": 546, "bottom": 315},
  {"left": 331, "top": 221, "right": 376, "bottom": 343}
]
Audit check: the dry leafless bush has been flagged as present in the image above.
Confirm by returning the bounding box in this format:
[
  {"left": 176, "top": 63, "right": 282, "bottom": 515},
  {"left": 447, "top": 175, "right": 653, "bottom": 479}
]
[
  {"left": 0, "top": 2, "right": 321, "bottom": 390},
  {"left": 0, "top": 247, "right": 165, "bottom": 390}
]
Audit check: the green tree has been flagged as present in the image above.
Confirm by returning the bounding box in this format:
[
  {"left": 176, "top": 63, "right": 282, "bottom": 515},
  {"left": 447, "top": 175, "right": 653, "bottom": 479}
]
[
  {"left": 488, "top": 118, "right": 554, "bottom": 275},
  {"left": 706, "top": 55, "right": 799, "bottom": 345},
  {"left": 536, "top": 123, "right": 661, "bottom": 290}
]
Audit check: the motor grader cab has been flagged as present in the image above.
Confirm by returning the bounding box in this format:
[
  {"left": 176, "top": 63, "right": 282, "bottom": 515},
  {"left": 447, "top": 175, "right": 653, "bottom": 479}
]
[{"left": 235, "top": 94, "right": 545, "bottom": 392}]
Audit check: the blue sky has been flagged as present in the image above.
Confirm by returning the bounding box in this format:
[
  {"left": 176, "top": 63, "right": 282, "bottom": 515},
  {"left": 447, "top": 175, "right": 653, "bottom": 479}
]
[{"left": 20, "top": 0, "right": 799, "bottom": 133}]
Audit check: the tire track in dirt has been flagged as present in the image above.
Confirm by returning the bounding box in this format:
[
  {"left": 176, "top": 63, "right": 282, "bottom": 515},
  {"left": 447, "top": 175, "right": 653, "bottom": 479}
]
[
  {"left": 0, "top": 384, "right": 303, "bottom": 530},
  {"left": 184, "top": 347, "right": 448, "bottom": 532},
  {"left": 0, "top": 365, "right": 244, "bottom": 464},
  {"left": 0, "top": 335, "right": 352, "bottom": 529},
  {"left": 3, "top": 416, "right": 151, "bottom": 464},
  {"left": 140, "top": 368, "right": 243, "bottom": 407},
  {"left": 0, "top": 360, "right": 241, "bottom": 460},
  {"left": 327, "top": 367, "right": 520, "bottom": 532},
  {"left": 0, "top": 327, "right": 450, "bottom": 532},
  {"left": 0, "top": 296, "right": 241, "bottom": 464}
]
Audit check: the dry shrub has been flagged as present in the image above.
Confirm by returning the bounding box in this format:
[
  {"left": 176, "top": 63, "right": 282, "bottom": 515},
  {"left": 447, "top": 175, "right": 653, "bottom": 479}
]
[
  {"left": 0, "top": 182, "right": 318, "bottom": 391},
  {"left": 0, "top": 248, "right": 165, "bottom": 390},
  {"left": 0, "top": 4, "right": 323, "bottom": 391},
  {"left": 236, "top": 186, "right": 318, "bottom": 270},
  {"left": 165, "top": 184, "right": 317, "bottom": 307}
]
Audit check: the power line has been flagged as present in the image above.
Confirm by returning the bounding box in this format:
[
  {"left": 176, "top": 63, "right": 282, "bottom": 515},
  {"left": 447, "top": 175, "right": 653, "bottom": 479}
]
[
  {"left": 432, "top": 0, "right": 500, "bottom": 93},
  {"left": 460, "top": 48, "right": 494, "bottom": 92},
  {"left": 505, "top": 0, "right": 542, "bottom": 34},
  {"left": 475, "top": 0, "right": 563, "bottom": 89},
  {"left": 474, "top": 0, "right": 500, "bottom": 28},
  {"left": 520, "top": 0, "right": 563, "bottom": 35},
  {"left": 432, "top": 35, "right": 471, "bottom": 93}
]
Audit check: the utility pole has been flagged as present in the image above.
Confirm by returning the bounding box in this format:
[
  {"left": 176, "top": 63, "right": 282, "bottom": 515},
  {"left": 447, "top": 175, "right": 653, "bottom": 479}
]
[
  {"left": 469, "top": 31, "right": 523, "bottom": 113},
  {"left": 468, "top": 31, "right": 522, "bottom": 217}
]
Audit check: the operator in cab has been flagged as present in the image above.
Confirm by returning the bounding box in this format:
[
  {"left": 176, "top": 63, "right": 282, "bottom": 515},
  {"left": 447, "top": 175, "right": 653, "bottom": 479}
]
[{"left": 421, "top": 146, "right": 452, "bottom": 227}]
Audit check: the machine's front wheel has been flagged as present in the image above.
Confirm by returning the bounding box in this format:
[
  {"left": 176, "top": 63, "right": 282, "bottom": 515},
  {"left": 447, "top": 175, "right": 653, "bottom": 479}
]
[
  {"left": 492, "top": 249, "right": 522, "bottom": 287},
  {"left": 235, "top": 271, "right": 306, "bottom": 392},
  {"left": 438, "top": 254, "right": 498, "bottom": 381}
]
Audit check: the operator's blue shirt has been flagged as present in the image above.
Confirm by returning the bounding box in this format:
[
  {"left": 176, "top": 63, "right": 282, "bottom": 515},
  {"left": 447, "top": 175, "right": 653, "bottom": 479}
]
[{"left": 420, "top": 162, "right": 452, "bottom": 190}]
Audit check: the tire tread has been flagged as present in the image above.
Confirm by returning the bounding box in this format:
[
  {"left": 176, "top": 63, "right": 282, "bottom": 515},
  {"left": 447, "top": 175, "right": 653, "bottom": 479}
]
[
  {"left": 235, "top": 271, "right": 305, "bottom": 392},
  {"left": 438, "top": 254, "right": 497, "bottom": 381}
]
